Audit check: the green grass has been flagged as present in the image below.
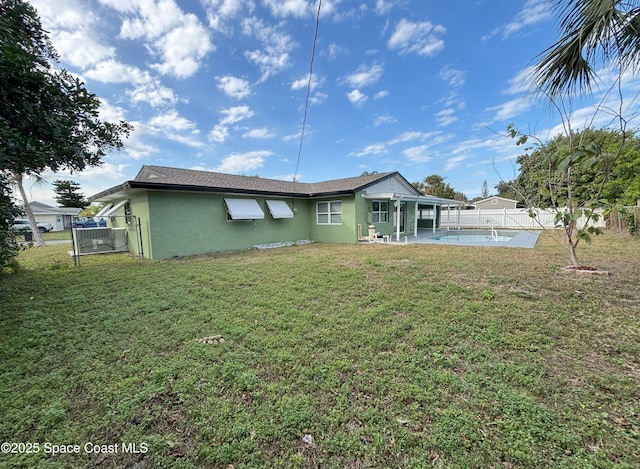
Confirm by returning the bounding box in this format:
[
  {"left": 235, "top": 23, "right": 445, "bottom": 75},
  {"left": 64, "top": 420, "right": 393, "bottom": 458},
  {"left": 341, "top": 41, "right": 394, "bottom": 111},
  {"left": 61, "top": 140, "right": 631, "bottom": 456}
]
[{"left": 1, "top": 232, "right": 639, "bottom": 468}]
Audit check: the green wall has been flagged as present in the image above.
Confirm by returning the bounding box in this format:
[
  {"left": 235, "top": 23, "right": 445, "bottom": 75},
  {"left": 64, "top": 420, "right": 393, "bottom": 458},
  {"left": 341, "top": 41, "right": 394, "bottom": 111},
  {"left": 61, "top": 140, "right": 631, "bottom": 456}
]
[
  {"left": 126, "top": 190, "right": 429, "bottom": 259},
  {"left": 308, "top": 196, "right": 357, "bottom": 244},
  {"left": 145, "top": 191, "right": 312, "bottom": 259}
]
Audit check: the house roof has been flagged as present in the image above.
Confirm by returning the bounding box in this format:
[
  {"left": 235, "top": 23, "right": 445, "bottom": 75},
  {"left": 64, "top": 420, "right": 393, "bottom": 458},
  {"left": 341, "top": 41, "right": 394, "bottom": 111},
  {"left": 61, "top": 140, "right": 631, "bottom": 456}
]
[
  {"left": 90, "top": 165, "right": 403, "bottom": 201},
  {"left": 475, "top": 196, "right": 519, "bottom": 204},
  {"left": 29, "top": 201, "right": 82, "bottom": 215}
]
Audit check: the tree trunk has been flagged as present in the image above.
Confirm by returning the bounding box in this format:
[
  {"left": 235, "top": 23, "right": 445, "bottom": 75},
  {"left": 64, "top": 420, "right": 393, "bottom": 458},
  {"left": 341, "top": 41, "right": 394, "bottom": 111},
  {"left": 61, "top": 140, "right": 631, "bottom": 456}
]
[{"left": 14, "top": 173, "right": 45, "bottom": 246}]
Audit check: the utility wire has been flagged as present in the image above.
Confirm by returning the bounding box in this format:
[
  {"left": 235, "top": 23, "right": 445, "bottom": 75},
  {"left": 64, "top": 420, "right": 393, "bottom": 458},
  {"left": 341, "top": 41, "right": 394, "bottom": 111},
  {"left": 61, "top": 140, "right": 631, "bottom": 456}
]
[{"left": 293, "top": 0, "right": 322, "bottom": 184}]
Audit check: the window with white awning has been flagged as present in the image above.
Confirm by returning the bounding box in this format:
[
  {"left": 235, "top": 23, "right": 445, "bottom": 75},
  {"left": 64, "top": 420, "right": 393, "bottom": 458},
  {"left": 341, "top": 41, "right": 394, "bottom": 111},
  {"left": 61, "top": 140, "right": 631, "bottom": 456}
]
[
  {"left": 265, "top": 200, "right": 294, "bottom": 219},
  {"left": 224, "top": 198, "right": 265, "bottom": 220}
]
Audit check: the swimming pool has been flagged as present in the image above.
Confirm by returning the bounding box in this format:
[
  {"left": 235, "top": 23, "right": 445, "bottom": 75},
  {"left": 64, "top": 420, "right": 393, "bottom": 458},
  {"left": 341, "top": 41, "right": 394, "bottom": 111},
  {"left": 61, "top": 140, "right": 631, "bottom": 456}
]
[
  {"left": 411, "top": 229, "right": 540, "bottom": 248},
  {"left": 432, "top": 232, "right": 515, "bottom": 242}
]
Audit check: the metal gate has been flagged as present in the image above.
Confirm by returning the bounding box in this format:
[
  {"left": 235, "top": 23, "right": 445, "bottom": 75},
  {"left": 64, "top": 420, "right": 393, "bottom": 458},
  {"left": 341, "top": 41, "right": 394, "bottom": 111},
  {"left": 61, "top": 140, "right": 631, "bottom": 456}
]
[{"left": 71, "top": 215, "right": 143, "bottom": 265}]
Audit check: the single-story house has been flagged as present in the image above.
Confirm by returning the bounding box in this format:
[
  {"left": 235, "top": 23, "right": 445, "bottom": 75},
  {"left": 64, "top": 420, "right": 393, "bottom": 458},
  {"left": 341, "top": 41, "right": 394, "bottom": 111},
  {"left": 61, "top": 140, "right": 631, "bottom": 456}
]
[
  {"left": 89, "top": 165, "right": 463, "bottom": 259},
  {"left": 29, "top": 201, "right": 82, "bottom": 231},
  {"left": 474, "top": 196, "right": 518, "bottom": 210}
]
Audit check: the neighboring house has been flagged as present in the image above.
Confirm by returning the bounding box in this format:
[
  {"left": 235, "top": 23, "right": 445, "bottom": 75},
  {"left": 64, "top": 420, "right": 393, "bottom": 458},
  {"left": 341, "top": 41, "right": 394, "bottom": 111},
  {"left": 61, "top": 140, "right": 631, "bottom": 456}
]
[
  {"left": 473, "top": 196, "right": 518, "bottom": 210},
  {"left": 89, "top": 165, "right": 463, "bottom": 260},
  {"left": 29, "top": 201, "right": 82, "bottom": 231}
]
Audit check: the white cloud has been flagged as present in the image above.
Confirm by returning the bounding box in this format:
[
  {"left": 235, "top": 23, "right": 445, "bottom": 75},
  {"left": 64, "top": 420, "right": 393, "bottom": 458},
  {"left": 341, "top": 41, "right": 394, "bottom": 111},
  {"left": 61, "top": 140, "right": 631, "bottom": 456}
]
[
  {"left": 347, "top": 89, "right": 368, "bottom": 106},
  {"left": 85, "top": 60, "right": 149, "bottom": 84},
  {"left": 350, "top": 143, "right": 388, "bottom": 157},
  {"left": 291, "top": 73, "right": 324, "bottom": 91},
  {"left": 403, "top": 145, "right": 432, "bottom": 163},
  {"left": 114, "top": 0, "right": 213, "bottom": 78},
  {"left": 322, "top": 43, "right": 347, "bottom": 60},
  {"left": 435, "top": 108, "right": 458, "bottom": 127},
  {"left": 242, "top": 17, "right": 296, "bottom": 82},
  {"left": 148, "top": 110, "right": 197, "bottom": 131},
  {"left": 344, "top": 64, "right": 384, "bottom": 88},
  {"left": 373, "top": 90, "right": 389, "bottom": 100},
  {"left": 505, "top": 66, "right": 536, "bottom": 95},
  {"left": 485, "top": 97, "right": 533, "bottom": 122},
  {"left": 220, "top": 105, "right": 255, "bottom": 125},
  {"left": 209, "top": 106, "right": 255, "bottom": 142},
  {"left": 215, "top": 151, "right": 273, "bottom": 173},
  {"left": 374, "top": 0, "right": 394, "bottom": 15},
  {"left": 209, "top": 124, "right": 230, "bottom": 143},
  {"left": 242, "top": 127, "right": 275, "bottom": 139},
  {"left": 439, "top": 66, "right": 466, "bottom": 88},
  {"left": 30, "top": 0, "right": 115, "bottom": 69},
  {"left": 127, "top": 80, "right": 179, "bottom": 108},
  {"left": 263, "top": 0, "right": 311, "bottom": 18},
  {"left": 443, "top": 155, "right": 467, "bottom": 172},
  {"left": 502, "top": 0, "right": 553, "bottom": 38},
  {"left": 373, "top": 113, "right": 397, "bottom": 126},
  {"left": 203, "top": 0, "right": 256, "bottom": 29},
  {"left": 388, "top": 19, "right": 446, "bottom": 56},
  {"left": 216, "top": 75, "right": 252, "bottom": 99}
]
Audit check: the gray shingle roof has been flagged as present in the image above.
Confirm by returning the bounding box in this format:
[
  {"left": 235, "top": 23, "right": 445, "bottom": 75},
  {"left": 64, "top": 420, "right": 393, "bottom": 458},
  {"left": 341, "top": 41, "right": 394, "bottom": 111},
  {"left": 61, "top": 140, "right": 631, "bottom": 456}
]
[{"left": 131, "top": 165, "right": 398, "bottom": 196}]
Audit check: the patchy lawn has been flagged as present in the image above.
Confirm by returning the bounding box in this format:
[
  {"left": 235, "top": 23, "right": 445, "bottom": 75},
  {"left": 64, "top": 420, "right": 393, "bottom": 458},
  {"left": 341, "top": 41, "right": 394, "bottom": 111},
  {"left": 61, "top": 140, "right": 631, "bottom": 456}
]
[{"left": 1, "top": 232, "right": 638, "bottom": 468}]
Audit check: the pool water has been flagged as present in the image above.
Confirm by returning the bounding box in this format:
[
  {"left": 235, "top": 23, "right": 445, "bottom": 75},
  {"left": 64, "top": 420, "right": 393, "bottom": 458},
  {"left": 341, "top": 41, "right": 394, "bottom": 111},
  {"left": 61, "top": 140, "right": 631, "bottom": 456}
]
[{"left": 432, "top": 232, "right": 516, "bottom": 243}]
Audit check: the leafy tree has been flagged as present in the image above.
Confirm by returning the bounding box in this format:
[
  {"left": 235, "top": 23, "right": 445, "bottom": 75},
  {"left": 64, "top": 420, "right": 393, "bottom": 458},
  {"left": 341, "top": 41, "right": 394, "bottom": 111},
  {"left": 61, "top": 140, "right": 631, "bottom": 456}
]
[
  {"left": 0, "top": 175, "right": 21, "bottom": 269},
  {"left": 79, "top": 203, "right": 105, "bottom": 218},
  {"left": 533, "top": 0, "right": 640, "bottom": 97},
  {"left": 413, "top": 174, "right": 467, "bottom": 201},
  {"left": 0, "top": 0, "right": 132, "bottom": 252},
  {"left": 508, "top": 122, "right": 633, "bottom": 267},
  {"left": 481, "top": 180, "right": 489, "bottom": 198},
  {"left": 494, "top": 180, "right": 521, "bottom": 202},
  {"left": 53, "top": 180, "right": 87, "bottom": 208},
  {"left": 512, "top": 128, "right": 640, "bottom": 207}
]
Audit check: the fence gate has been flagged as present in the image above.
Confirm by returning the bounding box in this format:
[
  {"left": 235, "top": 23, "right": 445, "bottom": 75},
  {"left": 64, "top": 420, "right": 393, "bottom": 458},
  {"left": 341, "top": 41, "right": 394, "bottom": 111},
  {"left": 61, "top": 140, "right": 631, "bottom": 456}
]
[{"left": 71, "top": 215, "right": 142, "bottom": 265}]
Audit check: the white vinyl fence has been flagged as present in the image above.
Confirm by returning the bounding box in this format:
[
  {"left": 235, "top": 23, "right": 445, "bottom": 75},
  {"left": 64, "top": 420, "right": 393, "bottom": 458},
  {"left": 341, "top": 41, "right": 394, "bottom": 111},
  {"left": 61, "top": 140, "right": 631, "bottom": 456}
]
[{"left": 441, "top": 207, "right": 606, "bottom": 230}]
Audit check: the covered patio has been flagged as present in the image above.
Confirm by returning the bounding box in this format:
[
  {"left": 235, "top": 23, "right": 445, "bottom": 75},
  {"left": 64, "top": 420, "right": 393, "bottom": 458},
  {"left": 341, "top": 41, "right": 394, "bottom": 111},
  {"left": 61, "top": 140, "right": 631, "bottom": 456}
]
[{"left": 361, "top": 192, "right": 464, "bottom": 242}]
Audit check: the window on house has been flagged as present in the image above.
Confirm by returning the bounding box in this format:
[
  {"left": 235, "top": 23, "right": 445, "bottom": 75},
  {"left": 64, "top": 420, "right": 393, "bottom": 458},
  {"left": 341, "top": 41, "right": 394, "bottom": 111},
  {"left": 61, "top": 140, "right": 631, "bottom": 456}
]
[
  {"left": 491, "top": 199, "right": 498, "bottom": 205},
  {"left": 372, "top": 201, "right": 388, "bottom": 223},
  {"left": 317, "top": 201, "right": 342, "bottom": 224},
  {"left": 265, "top": 199, "right": 294, "bottom": 219},
  {"left": 224, "top": 198, "right": 265, "bottom": 220}
]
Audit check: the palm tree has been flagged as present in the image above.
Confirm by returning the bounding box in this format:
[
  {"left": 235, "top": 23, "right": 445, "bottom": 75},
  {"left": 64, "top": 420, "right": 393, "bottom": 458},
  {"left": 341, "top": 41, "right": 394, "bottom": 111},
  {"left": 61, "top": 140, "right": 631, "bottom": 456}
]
[{"left": 533, "top": 0, "right": 640, "bottom": 97}]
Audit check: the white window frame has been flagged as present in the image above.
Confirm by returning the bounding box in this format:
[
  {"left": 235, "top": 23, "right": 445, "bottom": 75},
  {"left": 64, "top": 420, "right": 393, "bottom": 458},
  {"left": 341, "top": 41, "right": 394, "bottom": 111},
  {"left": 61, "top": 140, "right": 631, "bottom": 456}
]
[
  {"left": 316, "top": 200, "right": 342, "bottom": 225},
  {"left": 491, "top": 198, "right": 498, "bottom": 205},
  {"left": 371, "top": 200, "right": 388, "bottom": 223}
]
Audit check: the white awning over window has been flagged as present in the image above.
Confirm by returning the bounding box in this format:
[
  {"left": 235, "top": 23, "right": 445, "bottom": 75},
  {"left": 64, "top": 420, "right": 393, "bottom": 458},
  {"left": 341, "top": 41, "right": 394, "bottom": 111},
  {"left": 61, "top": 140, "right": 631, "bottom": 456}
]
[
  {"left": 94, "top": 203, "right": 113, "bottom": 217},
  {"left": 105, "top": 200, "right": 128, "bottom": 216},
  {"left": 224, "top": 198, "right": 264, "bottom": 220},
  {"left": 265, "top": 200, "right": 294, "bottom": 219}
]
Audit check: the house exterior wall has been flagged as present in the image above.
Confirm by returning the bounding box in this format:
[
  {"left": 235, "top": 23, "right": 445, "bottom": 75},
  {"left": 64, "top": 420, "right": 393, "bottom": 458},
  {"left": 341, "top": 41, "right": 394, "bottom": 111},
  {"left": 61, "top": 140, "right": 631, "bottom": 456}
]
[
  {"left": 475, "top": 198, "right": 517, "bottom": 209},
  {"left": 144, "top": 191, "right": 311, "bottom": 259},
  {"left": 308, "top": 196, "right": 357, "bottom": 244}
]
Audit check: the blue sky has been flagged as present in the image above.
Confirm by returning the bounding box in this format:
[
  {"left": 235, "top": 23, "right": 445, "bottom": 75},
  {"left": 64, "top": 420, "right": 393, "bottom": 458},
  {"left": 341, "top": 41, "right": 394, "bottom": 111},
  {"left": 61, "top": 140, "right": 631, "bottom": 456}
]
[{"left": 22, "top": 0, "right": 640, "bottom": 205}]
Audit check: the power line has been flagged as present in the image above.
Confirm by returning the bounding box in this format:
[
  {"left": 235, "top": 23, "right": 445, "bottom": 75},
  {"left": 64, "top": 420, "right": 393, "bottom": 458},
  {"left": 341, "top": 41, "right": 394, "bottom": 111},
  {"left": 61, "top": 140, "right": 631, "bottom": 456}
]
[{"left": 293, "top": 0, "right": 322, "bottom": 183}]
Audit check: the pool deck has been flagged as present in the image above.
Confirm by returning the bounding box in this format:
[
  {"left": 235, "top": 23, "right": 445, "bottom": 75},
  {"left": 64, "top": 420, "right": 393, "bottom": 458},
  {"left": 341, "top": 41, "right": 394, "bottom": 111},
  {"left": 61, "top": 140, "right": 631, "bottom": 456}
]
[{"left": 384, "top": 229, "right": 541, "bottom": 248}]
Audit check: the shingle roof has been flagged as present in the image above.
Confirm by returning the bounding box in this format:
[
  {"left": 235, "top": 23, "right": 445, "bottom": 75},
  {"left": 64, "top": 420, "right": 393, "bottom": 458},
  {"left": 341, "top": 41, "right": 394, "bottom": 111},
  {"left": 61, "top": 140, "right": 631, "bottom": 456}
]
[{"left": 90, "top": 165, "right": 399, "bottom": 200}]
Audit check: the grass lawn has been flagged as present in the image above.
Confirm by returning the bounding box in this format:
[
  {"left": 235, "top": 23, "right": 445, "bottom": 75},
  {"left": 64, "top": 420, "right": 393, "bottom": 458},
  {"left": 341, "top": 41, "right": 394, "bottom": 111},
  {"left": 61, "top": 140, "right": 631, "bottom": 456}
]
[{"left": 1, "top": 232, "right": 638, "bottom": 468}]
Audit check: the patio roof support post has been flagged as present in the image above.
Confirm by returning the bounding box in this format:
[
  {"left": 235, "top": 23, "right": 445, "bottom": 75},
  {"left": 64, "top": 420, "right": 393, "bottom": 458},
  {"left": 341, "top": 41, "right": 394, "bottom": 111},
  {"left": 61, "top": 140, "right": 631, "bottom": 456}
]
[
  {"left": 433, "top": 204, "right": 437, "bottom": 234},
  {"left": 414, "top": 201, "right": 418, "bottom": 238},
  {"left": 457, "top": 204, "right": 461, "bottom": 230},
  {"left": 447, "top": 205, "right": 451, "bottom": 230},
  {"left": 395, "top": 200, "right": 401, "bottom": 242}
]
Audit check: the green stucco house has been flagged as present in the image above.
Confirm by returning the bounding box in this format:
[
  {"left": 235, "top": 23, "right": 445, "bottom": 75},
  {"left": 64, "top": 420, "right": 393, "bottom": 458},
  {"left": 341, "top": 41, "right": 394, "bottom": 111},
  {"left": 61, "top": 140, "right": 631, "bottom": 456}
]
[{"left": 89, "top": 165, "right": 462, "bottom": 259}]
